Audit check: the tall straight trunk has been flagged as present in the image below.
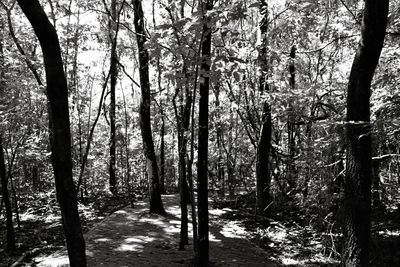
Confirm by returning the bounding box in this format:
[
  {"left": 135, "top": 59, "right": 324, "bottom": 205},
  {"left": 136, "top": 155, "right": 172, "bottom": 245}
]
[
  {"left": 214, "top": 83, "right": 225, "bottom": 196},
  {"left": 0, "top": 137, "right": 15, "bottom": 253},
  {"left": 133, "top": 0, "right": 165, "bottom": 214},
  {"left": 197, "top": 1, "right": 213, "bottom": 264},
  {"left": 256, "top": 0, "right": 272, "bottom": 217},
  {"left": 16, "top": 1, "right": 87, "bottom": 265},
  {"left": 174, "top": 75, "right": 193, "bottom": 250},
  {"left": 189, "top": 35, "right": 202, "bottom": 254},
  {"left": 160, "top": 116, "right": 166, "bottom": 194},
  {"left": 287, "top": 45, "right": 296, "bottom": 191},
  {"left": 109, "top": 0, "right": 118, "bottom": 195},
  {"left": 156, "top": 57, "right": 166, "bottom": 195},
  {"left": 178, "top": 124, "right": 189, "bottom": 249},
  {"left": 173, "top": 86, "right": 191, "bottom": 250},
  {"left": 342, "top": 1, "right": 388, "bottom": 266}
]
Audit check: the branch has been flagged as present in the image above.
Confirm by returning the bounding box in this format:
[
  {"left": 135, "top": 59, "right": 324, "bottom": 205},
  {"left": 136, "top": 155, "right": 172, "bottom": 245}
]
[
  {"left": 116, "top": 59, "right": 140, "bottom": 88},
  {"left": 0, "top": 0, "right": 43, "bottom": 86},
  {"left": 297, "top": 34, "right": 359, "bottom": 54},
  {"left": 372, "top": 154, "right": 400, "bottom": 161},
  {"left": 339, "top": 0, "right": 360, "bottom": 25}
]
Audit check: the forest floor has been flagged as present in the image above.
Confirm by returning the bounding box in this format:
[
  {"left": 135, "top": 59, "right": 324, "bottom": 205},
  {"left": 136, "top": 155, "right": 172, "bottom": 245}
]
[
  {"left": 2, "top": 192, "right": 400, "bottom": 266},
  {"left": 29, "top": 194, "right": 276, "bottom": 266}
]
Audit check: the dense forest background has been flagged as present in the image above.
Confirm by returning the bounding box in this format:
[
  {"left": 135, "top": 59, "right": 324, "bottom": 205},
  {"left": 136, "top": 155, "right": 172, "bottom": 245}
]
[{"left": 1, "top": 0, "right": 400, "bottom": 266}]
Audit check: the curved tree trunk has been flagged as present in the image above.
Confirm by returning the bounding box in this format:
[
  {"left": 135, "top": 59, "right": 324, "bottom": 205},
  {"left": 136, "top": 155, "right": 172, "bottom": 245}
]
[
  {"left": 342, "top": 1, "right": 388, "bottom": 266},
  {"left": 16, "top": 1, "right": 87, "bottom": 265},
  {"left": 133, "top": 0, "right": 165, "bottom": 214}
]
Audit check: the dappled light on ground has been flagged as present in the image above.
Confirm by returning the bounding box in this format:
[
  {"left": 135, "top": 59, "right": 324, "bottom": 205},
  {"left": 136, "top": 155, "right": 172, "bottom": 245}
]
[
  {"left": 35, "top": 252, "right": 69, "bottom": 267},
  {"left": 378, "top": 230, "right": 400, "bottom": 237},
  {"left": 219, "top": 221, "right": 247, "bottom": 239},
  {"left": 32, "top": 194, "right": 275, "bottom": 266},
  {"left": 251, "top": 222, "right": 340, "bottom": 266}
]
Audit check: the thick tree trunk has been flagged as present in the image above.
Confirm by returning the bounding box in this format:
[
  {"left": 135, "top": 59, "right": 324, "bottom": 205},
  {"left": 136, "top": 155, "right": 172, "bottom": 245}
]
[
  {"left": 256, "top": 0, "right": 272, "bottom": 217},
  {"left": 197, "top": 1, "right": 213, "bottom": 264},
  {"left": 133, "top": 0, "right": 165, "bottom": 214},
  {"left": 342, "top": 1, "right": 388, "bottom": 266},
  {"left": 16, "top": 1, "right": 87, "bottom": 265},
  {"left": 109, "top": 0, "right": 118, "bottom": 196}
]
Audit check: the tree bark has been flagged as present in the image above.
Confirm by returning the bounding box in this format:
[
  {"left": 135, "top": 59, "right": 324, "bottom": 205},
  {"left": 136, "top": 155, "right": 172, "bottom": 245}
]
[
  {"left": 256, "top": 0, "right": 272, "bottom": 217},
  {"left": 16, "top": 1, "right": 87, "bottom": 265},
  {"left": 342, "top": 1, "right": 388, "bottom": 266},
  {"left": 214, "top": 83, "right": 225, "bottom": 196},
  {"left": 197, "top": 0, "right": 213, "bottom": 264},
  {"left": 109, "top": 0, "right": 118, "bottom": 196},
  {"left": 133, "top": 0, "right": 165, "bottom": 214},
  {"left": 287, "top": 45, "right": 297, "bottom": 191},
  {"left": 160, "top": 115, "right": 166, "bottom": 194},
  {"left": 0, "top": 137, "right": 15, "bottom": 253}
]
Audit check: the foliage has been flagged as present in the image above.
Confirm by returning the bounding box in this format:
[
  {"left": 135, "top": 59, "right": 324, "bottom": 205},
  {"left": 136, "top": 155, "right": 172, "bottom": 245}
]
[{"left": 1, "top": 0, "right": 400, "bottom": 265}]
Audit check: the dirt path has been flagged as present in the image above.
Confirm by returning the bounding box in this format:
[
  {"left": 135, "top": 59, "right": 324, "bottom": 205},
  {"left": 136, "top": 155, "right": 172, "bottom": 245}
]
[{"left": 34, "top": 195, "right": 276, "bottom": 266}]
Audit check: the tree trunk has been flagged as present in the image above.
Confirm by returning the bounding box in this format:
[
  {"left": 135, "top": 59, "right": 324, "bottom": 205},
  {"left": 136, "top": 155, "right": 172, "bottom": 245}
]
[
  {"left": 287, "top": 45, "right": 297, "bottom": 191},
  {"left": 342, "top": 1, "right": 388, "bottom": 266},
  {"left": 133, "top": 0, "right": 165, "bottom": 214},
  {"left": 255, "top": 1, "right": 272, "bottom": 217},
  {"left": 156, "top": 56, "right": 166, "bottom": 195},
  {"left": 160, "top": 114, "right": 166, "bottom": 194},
  {"left": 16, "top": 1, "right": 87, "bottom": 265},
  {"left": 197, "top": 0, "right": 213, "bottom": 264},
  {"left": 214, "top": 83, "right": 225, "bottom": 196},
  {"left": 109, "top": 0, "right": 118, "bottom": 196},
  {"left": 178, "top": 129, "right": 189, "bottom": 249},
  {"left": 0, "top": 136, "right": 15, "bottom": 253},
  {"left": 173, "top": 86, "right": 191, "bottom": 249}
]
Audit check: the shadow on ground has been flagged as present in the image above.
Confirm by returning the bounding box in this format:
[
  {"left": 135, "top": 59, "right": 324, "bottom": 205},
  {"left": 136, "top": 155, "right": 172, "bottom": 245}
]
[{"left": 33, "top": 195, "right": 275, "bottom": 266}]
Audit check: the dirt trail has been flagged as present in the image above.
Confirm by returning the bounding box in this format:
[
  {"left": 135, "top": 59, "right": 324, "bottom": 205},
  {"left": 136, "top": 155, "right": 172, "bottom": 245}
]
[{"left": 34, "top": 195, "right": 276, "bottom": 266}]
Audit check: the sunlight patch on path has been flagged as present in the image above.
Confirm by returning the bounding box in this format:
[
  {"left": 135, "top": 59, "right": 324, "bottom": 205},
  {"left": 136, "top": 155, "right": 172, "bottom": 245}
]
[
  {"left": 219, "top": 220, "right": 248, "bottom": 238},
  {"left": 35, "top": 252, "right": 69, "bottom": 267},
  {"left": 115, "top": 243, "right": 144, "bottom": 252},
  {"left": 33, "top": 194, "right": 276, "bottom": 266}
]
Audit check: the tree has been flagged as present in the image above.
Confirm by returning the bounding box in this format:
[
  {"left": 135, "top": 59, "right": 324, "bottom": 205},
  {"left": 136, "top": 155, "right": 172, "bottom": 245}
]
[
  {"left": 16, "top": 0, "right": 87, "bottom": 265},
  {"left": 108, "top": 0, "right": 119, "bottom": 196},
  {"left": 165, "top": 0, "right": 195, "bottom": 250},
  {"left": 197, "top": 0, "right": 213, "bottom": 264},
  {"left": 0, "top": 12, "right": 15, "bottom": 253},
  {"left": 342, "top": 1, "right": 388, "bottom": 266},
  {"left": 0, "top": 138, "right": 15, "bottom": 253},
  {"left": 133, "top": 0, "right": 165, "bottom": 214},
  {"left": 256, "top": 0, "right": 272, "bottom": 217}
]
